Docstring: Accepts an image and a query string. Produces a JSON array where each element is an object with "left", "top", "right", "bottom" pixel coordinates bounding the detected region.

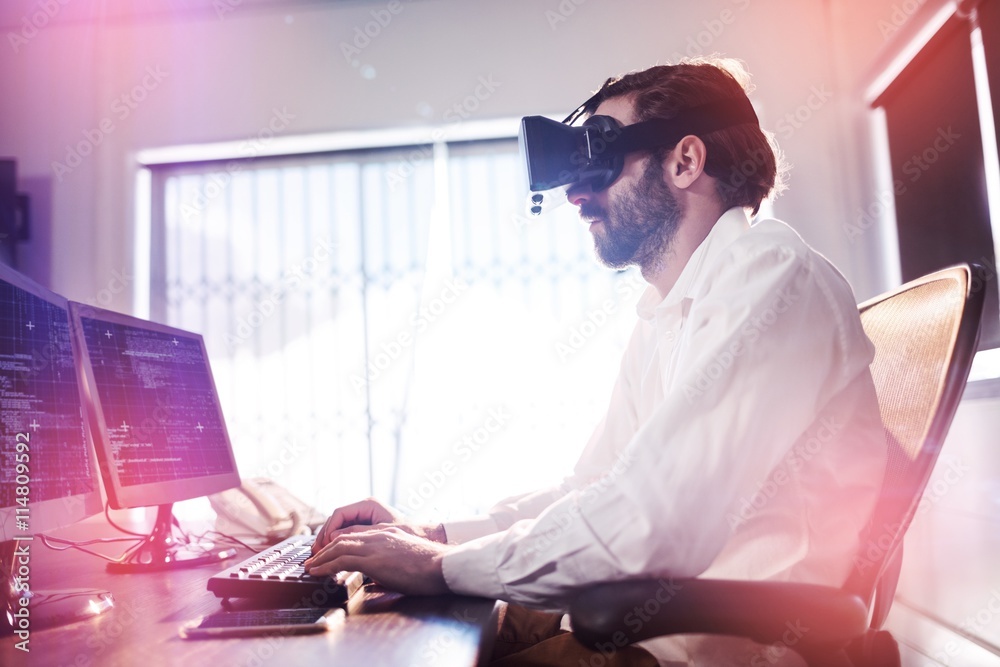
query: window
[
  {"left": 871, "top": 4, "right": 1000, "bottom": 348},
  {"left": 146, "top": 132, "right": 640, "bottom": 517}
]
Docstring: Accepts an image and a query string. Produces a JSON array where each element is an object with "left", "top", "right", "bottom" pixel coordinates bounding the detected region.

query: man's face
[{"left": 565, "top": 96, "right": 683, "bottom": 271}]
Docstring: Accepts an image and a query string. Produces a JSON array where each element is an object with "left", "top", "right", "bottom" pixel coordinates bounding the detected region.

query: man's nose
[{"left": 566, "top": 183, "right": 593, "bottom": 207}]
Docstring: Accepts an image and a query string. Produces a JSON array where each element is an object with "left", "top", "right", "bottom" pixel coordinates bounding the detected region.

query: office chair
[{"left": 569, "top": 263, "right": 986, "bottom": 666}]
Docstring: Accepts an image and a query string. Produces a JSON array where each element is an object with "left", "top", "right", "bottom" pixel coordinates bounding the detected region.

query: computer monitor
[
  {"left": 68, "top": 302, "right": 241, "bottom": 572},
  {"left": 0, "top": 263, "right": 112, "bottom": 635}
]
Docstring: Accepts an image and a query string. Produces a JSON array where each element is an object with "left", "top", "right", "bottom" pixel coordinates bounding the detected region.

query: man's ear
[{"left": 664, "top": 135, "right": 708, "bottom": 190}]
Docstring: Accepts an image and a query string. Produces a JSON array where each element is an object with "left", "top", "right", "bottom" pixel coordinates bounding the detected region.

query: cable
[
  {"left": 103, "top": 502, "right": 148, "bottom": 537},
  {"left": 37, "top": 502, "right": 260, "bottom": 565},
  {"left": 36, "top": 534, "right": 144, "bottom": 548},
  {"left": 186, "top": 529, "right": 261, "bottom": 554},
  {"left": 37, "top": 534, "right": 138, "bottom": 564}
]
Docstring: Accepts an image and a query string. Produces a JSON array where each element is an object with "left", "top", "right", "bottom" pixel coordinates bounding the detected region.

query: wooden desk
[{"left": 2, "top": 522, "right": 498, "bottom": 667}]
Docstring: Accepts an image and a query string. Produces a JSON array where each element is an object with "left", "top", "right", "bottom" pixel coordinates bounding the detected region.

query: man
[{"left": 305, "top": 58, "right": 886, "bottom": 666}]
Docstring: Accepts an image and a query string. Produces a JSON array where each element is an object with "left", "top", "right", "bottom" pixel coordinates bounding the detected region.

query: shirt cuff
[
  {"left": 442, "top": 515, "right": 500, "bottom": 544},
  {"left": 441, "top": 533, "right": 506, "bottom": 599}
]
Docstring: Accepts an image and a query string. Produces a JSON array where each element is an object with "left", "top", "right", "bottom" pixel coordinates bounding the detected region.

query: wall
[{"left": 886, "top": 384, "right": 1000, "bottom": 664}]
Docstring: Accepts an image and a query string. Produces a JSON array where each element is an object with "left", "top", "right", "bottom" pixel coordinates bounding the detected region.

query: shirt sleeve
[
  {"left": 442, "top": 484, "right": 570, "bottom": 544},
  {"left": 441, "top": 240, "right": 871, "bottom": 608}
]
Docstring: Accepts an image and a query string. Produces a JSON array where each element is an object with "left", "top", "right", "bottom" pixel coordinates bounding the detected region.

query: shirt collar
[{"left": 636, "top": 207, "right": 752, "bottom": 321}]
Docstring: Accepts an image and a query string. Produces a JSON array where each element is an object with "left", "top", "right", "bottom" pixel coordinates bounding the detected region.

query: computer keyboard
[{"left": 207, "top": 534, "right": 364, "bottom": 606}]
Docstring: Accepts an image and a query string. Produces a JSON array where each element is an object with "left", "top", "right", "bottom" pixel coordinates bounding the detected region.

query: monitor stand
[
  {"left": 106, "top": 504, "right": 237, "bottom": 573},
  {"left": 1, "top": 539, "right": 114, "bottom": 637}
]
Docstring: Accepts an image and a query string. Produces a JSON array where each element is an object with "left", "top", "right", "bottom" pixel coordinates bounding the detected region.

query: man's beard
[{"left": 580, "top": 158, "right": 682, "bottom": 272}]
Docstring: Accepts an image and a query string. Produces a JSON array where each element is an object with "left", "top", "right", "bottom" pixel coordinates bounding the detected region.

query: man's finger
[
  {"left": 312, "top": 515, "right": 339, "bottom": 552},
  {"left": 311, "top": 531, "right": 365, "bottom": 564},
  {"left": 326, "top": 501, "right": 382, "bottom": 532},
  {"left": 329, "top": 524, "right": 384, "bottom": 538},
  {"left": 305, "top": 547, "right": 366, "bottom": 578},
  {"left": 305, "top": 535, "right": 373, "bottom": 575},
  {"left": 314, "top": 503, "right": 369, "bottom": 551},
  {"left": 313, "top": 498, "right": 401, "bottom": 552}
]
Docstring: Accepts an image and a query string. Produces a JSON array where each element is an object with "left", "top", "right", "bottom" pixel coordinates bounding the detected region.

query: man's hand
[
  {"left": 304, "top": 526, "right": 450, "bottom": 596},
  {"left": 312, "top": 498, "right": 447, "bottom": 553},
  {"left": 313, "top": 498, "right": 402, "bottom": 552}
]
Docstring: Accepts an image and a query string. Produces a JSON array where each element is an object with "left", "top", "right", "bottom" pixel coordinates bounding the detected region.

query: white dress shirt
[{"left": 440, "top": 208, "right": 886, "bottom": 665}]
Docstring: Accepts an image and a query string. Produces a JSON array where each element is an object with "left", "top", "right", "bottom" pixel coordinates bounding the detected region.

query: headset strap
[
  {"left": 562, "top": 89, "right": 603, "bottom": 125},
  {"left": 589, "top": 96, "right": 760, "bottom": 158}
]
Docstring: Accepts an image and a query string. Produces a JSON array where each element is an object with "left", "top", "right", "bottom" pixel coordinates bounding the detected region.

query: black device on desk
[
  {"left": 206, "top": 534, "right": 364, "bottom": 607},
  {"left": 179, "top": 605, "right": 345, "bottom": 639}
]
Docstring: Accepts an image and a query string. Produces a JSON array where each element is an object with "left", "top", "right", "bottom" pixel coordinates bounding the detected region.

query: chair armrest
[{"left": 569, "top": 578, "right": 868, "bottom": 651}]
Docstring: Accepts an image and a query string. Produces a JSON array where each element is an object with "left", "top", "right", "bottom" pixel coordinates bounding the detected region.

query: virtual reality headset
[{"left": 518, "top": 94, "right": 759, "bottom": 215}]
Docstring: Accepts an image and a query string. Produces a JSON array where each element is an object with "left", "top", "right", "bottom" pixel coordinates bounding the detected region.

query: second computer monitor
[{"left": 68, "top": 303, "right": 240, "bottom": 510}]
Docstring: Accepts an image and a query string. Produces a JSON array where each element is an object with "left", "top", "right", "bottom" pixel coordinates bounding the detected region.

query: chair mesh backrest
[
  {"left": 865, "top": 280, "right": 961, "bottom": 461},
  {"left": 845, "top": 266, "right": 981, "bottom": 610}
]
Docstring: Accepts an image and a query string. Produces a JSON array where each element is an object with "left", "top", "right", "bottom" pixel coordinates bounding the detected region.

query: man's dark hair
[{"left": 582, "top": 57, "right": 787, "bottom": 214}]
